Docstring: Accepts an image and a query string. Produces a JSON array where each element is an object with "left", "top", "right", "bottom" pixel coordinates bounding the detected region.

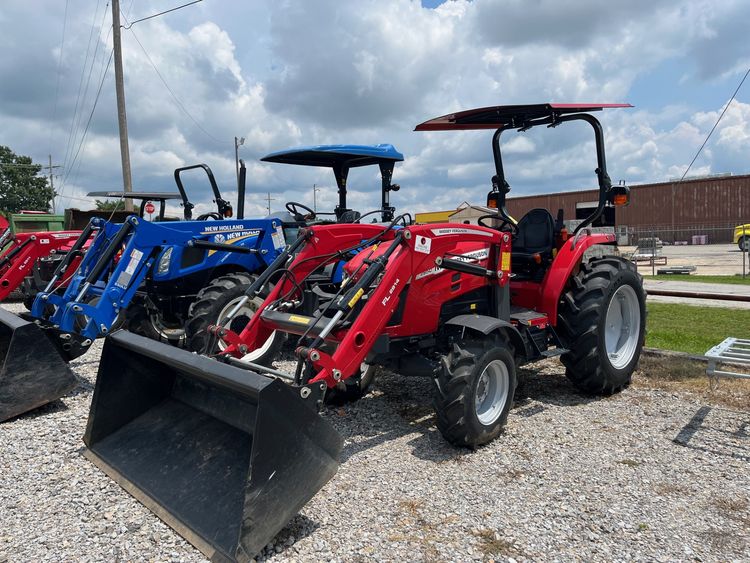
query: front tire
[
  {"left": 433, "top": 337, "right": 516, "bottom": 448},
  {"left": 739, "top": 236, "right": 749, "bottom": 252},
  {"left": 186, "top": 272, "right": 284, "bottom": 365},
  {"left": 324, "top": 363, "right": 377, "bottom": 405},
  {"left": 558, "top": 256, "right": 646, "bottom": 395},
  {"left": 126, "top": 302, "right": 186, "bottom": 347}
]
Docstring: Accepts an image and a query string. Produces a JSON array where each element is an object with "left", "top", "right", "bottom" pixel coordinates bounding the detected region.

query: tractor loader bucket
[
  {"left": 83, "top": 330, "right": 343, "bottom": 562},
  {"left": 0, "top": 308, "right": 77, "bottom": 422}
]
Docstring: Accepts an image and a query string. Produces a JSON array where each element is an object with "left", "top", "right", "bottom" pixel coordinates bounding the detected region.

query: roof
[
  {"left": 87, "top": 191, "right": 183, "bottom": 200},
  {"left": 261, "top": 144, "right": 403, "bottom": 168},
  {"left": 450, "top": 204, "right": 495, "bottom": 216},
  {"left": 415, "top": 103, "right": 632, "bottom": 131},
  {"left": 414, "top": 210, "right": 455, "bottom": 223}
]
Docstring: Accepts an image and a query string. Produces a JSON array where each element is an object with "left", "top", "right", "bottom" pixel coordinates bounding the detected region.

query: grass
[
  {"left": 634, "top": 356, "right": 750, "bottom": 410},
  {"left": 473, "top": 529, "right": 519, "bottom": 557},
  {"left": 646, "top": 302, "right": 750, "bottom": 355},
  {"left": 644, "top": 274, "right": 750, "bottom": 285},
  {"left": 639, "top": 303, "right": 750, "bottom": 409}
]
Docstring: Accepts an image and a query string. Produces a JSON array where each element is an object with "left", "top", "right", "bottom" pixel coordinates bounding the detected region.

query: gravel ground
[{"left": 1, "top": 300, "right": 748, "bottom": 562}]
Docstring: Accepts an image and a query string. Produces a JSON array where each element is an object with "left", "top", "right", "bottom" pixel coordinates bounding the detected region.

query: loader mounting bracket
[{"left": 18, "top": 314, "right": 92, "bottom": 361}]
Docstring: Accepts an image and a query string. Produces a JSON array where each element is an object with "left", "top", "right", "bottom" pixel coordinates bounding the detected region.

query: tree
[
  {"left": 0, "top": 146, "right": 56, "bottom": 214},
  {"left": 95, "top": 199, "right": 123, "bottom": 211}
]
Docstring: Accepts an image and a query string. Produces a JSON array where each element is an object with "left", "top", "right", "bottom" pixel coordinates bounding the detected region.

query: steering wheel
[
  {"left": 285, "top": 201, "right": 316, "bottom": 222},
  {"left": 196, "top": 212, "right": 223, "bottom": 221},
  {"left": 478, "top": 213, "right": 517, "bottom": 233}
]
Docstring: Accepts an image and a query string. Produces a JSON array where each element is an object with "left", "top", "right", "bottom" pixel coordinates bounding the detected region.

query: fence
[{"left": 623, "top": 223, "right": 743, "bottom": 246}]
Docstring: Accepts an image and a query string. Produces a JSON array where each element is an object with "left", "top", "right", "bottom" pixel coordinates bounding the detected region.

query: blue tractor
[{"left": 0, "top": 145, "right": 404, "bottom": 422}]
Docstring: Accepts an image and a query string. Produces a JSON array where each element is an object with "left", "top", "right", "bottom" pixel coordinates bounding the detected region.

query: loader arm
[
  {"left": 302, "top": 225, "right": 509, "bottom": 388},
  {"left": 221, "top": 223, "right": 396, "bottom": 358},
  {"left": 0, "top": 231, "right": 87, "bottom": 301},
  {"left": 225, "top": 223, "right": 509, "bottom": 389}
]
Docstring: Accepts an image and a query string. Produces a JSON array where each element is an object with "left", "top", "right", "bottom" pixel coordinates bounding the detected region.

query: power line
[
  {"left": 124, "top": 21, "right": 226, "bottom": 146},
  {"left": 122, "top": 0, "right": 203, "bottom": 29},
  {"left": 60, "top": 49, "right": 114, "bottom": 192},
  {"left": 49, "top": 0, "right": 70, "bottom": 155},
  {"left": 62, "top": 0, "right": 108, "bottom": 176},
  {"left": 60, "top": 2, "right": 114, "bottom": 203},
  {"left": 680, "top": 66, "right": 750, "bottom": 181}
]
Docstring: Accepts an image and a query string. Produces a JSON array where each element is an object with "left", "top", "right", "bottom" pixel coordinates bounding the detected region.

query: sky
[{"left": 1, "top": 0, "right": 749, "bottom": 219}]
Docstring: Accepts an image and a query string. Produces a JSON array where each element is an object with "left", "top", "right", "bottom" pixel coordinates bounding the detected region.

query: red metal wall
[{"left": 505, "top": 174, "right": 750, "bottom": 242}]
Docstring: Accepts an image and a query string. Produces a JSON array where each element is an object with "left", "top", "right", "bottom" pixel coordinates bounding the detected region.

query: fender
[
  {"left": 540, "top": 231, "right": 616, "bottom": 323},
  {"left": 446, "top": 314, "right": 525, "bottom": 358}
]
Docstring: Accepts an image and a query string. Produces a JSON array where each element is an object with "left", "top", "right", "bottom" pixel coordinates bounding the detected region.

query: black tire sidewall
[{"left": 186, "top": 274, "right": 284, "bottom": 365}]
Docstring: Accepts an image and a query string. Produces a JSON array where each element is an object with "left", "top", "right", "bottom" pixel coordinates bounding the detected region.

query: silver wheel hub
[
  {"left": 604, "top": 284, "right": 641, "bottom": 370},
  {"left": 474, "top": 359, "right": 510, "bottom": 426}
]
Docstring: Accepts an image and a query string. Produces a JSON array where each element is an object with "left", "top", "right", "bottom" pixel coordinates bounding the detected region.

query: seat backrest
[{"left": 513, "top": 208, "right": 555, "bottom": 254}]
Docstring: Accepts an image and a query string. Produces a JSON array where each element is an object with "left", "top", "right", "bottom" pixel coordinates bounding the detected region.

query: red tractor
[
  {"left": 0, "top": 216, "right": 89, "bottom": 307},
  {"left": 212, "top": 103, "right": 645, "bottom": 446},
  {"left": 82, "top": 103, "right": 646, "bottom": 560}
]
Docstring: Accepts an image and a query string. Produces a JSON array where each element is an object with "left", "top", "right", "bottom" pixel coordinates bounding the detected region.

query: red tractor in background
[{"left": 0, "top": 215, "right": 89, "bottom": 307}]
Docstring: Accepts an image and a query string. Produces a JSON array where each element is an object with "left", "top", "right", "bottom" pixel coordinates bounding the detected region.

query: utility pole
[
  {"left": 47, "top": 155, "right": 63, "bottom": 212},
  {"left": 112, "top": 0, "right": 134, "bottom": 212},
  {"left": 234, "top": 136, "right": 245, "bottom": 191},
  {"left": 265, "top": 192, "right": 275, "bottom": 215},
  {"left": 313, "top": 183, "right": 321, "bottom": 212}
]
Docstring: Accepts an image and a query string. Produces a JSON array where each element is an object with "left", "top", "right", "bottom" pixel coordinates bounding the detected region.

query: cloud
[{"left": 0, "top": 0, "right": 748, "bottom": 219}]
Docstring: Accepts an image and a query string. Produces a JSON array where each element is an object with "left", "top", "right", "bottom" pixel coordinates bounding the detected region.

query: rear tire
[
  {"left": 433, "top": 337, "right": 516, "bottom": 448},
  {"left": 739, "top": 236, "right": 749, "bottom": 251},
  {"left": 186, "top": 272, "right": 284, "bottom": 366},
  {"left": 558, "top": 256, "right": 646, "bottom": 395}
]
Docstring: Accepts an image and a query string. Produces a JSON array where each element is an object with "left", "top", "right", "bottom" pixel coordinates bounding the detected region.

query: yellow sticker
[
  {"left": 288, "top": 315, "right": 311, "bottom": 325},
  {"left": 347, "top": 288, "right": 364, "bottom": 308},
  {"left": 470, "top": 303, "right": 477, "bottom": 310},
  {"left": 501, "top": 253, "right": 511, "bottom": 271}
]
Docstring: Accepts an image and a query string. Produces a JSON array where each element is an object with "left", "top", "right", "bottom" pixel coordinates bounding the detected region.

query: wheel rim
[
  {"left": 474, "top": 359, "right": 510, "bottom": 426},
  {"left": 604, "top": 284, "right": 641, "bottom": 370},
  {"left": 218, "top": 295, "right": 277, "bottom": 361}
]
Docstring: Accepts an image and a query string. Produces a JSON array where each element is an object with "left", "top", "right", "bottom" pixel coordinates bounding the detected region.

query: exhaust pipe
[
  {"left": 0, "top": 308, "right": 77, "bottom": 422},
  {"left": 83, "top": 330, "right": 342, "bottom": 561}
]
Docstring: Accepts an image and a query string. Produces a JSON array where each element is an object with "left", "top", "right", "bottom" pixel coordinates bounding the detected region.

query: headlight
[{"left": 157, "top": 247, "right": 173, "bottom": 275}]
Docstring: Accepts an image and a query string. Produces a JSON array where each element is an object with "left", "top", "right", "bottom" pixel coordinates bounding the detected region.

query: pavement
[
  {"left": 644, "top": 279, "right": 750, "bottom": 309},
  {"left": 624, "top": 243, "right": 750, "bottom": 276}
]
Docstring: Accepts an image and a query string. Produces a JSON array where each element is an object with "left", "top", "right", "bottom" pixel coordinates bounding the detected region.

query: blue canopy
[{"left": 261, "top": 144, "right": 403, "bottom": 168}]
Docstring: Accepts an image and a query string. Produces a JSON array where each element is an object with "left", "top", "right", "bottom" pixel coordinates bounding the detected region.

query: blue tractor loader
[
  {"left": 1, "top": 146, "right": 403, "bottom": 422},
  {"left": 0, "top": 163, "right": 291, "bottom": 421}
]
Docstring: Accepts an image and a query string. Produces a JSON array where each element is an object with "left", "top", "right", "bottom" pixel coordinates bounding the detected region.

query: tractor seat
[{"left": 511, "top": 208, "right": 555, "bottom": 267}]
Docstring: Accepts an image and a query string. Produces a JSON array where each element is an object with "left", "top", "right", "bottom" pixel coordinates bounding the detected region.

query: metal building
[{"left": 505, "top": 173, "right": 750, "bottom": 244}]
